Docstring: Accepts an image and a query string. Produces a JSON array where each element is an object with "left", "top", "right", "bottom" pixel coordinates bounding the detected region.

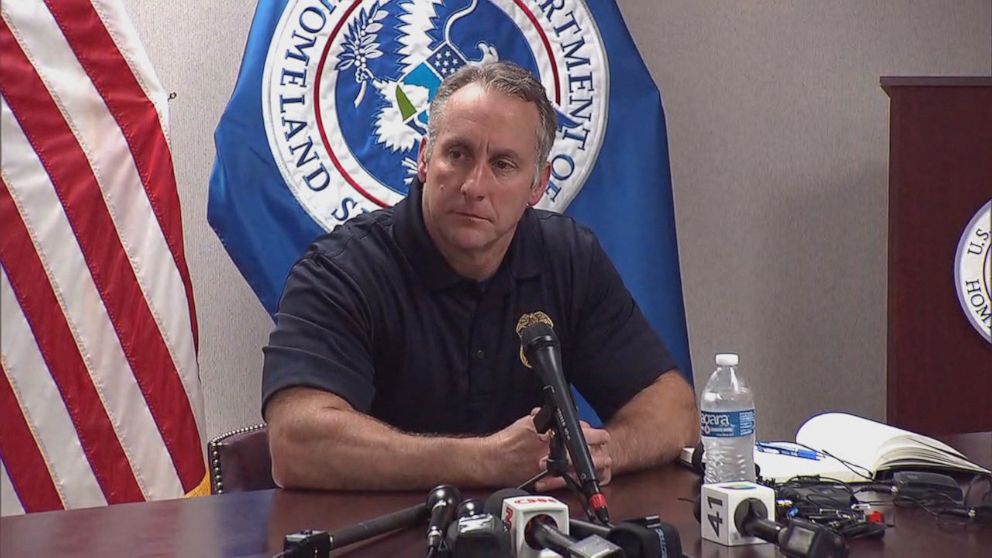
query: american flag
[{"left": 0, "top": 0, "right": 206, "bottom": 514}]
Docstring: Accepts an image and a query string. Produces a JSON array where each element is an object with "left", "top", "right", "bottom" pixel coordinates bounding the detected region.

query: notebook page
[
  {"left": 795, "top": 413, "right": 909, "bottom": 471},
  {"left": 754, "top": 449, "right": 861, "bottom": 483}
]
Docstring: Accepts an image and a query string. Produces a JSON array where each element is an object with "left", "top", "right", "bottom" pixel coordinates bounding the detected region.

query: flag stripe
[
  {"left": 1, "top": 98, "right": 182, "bottom": 500},
  {"left": 0, "top": 362, "right": 63, "bottom": 513},
  {"left": 1, "top": 267, "right": 107, "bottom": 510},
  {"left": 0, "top": 17, "right": 204, "bottom": 493},
  {"left": 1, "top": 460, "right": 27, "bottom": 515},
  {"left": 0, "top": 177, "right": 143, "bottom": 504},
  {"left": 4, "top": 0, "right": 202, "bottom": 445},
  {"left": 45, "top": 0, "right": 199, "bottom": 352}
]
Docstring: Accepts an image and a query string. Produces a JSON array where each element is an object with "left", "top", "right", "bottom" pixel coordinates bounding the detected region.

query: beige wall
[{"left": 122, "top": 1, "right": 992, "bottom": 441}]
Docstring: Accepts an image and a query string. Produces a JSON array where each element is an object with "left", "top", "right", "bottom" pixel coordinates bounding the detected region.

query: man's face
[{"left": 417, "top": 83, "right": 550, "bottom": 263}]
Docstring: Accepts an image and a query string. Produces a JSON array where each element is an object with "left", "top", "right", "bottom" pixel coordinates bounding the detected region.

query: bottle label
[{"left": 700, "top": 410, "right": 755, "bottom": 437}]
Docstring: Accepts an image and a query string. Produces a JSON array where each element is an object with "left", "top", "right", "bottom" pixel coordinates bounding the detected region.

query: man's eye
[
  {"left": 448, "top": 149, "right": 464, "bottom": 161},
  {"left": 493, "top": 159, "right": 517, "bottom": 172}
]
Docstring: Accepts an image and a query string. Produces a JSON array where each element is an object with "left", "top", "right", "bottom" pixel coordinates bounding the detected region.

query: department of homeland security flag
[
  {"left": 0, "top": 0, "right": 207, "bottom": 514},
  {"left": 210, "top": 0, "right": 693, "bottom": 385}
]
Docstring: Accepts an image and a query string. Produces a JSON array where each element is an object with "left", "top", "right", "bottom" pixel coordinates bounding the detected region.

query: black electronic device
[
  {"left": 892, "top": 471, "right": 964, "bottom": 503},
  {"left": 777, "top": 484, "right": 856, "bottom": 508}
]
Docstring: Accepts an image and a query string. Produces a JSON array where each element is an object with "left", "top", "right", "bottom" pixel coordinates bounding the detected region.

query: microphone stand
[{"left": 518, "top": 396, "right": 602, "bottom": 524}]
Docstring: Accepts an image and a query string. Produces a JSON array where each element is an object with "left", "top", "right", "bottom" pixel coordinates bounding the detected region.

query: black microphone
[
  {"left": 445, "top": 497, "right": 512, "bottom": 558},
  {"left": 426, "top": 485, "right": 462, "bottom": 553},
  {"left": 571, "top": 516, "right": 683, "bottom": 558},
  {"left": 454, "top": 497, "right": 486, "bottom": 518},
  {"left": 734, "top": 498, "right": 848, "bottom": 558},
  {"left": 516, "top": 313, "right": 609, "bottom": 524},
  {"left": 280, "top": 486, "right": 455, "bottom": 556}
]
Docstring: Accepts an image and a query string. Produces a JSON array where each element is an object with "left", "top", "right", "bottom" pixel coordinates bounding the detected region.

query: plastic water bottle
[{"left": 699, "top": 353, "right": 755, "bottom": 483}]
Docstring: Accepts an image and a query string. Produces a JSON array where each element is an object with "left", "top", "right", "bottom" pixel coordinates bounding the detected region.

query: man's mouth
[{"left": 453, "top": 211, "right": 489, "bottom": 222}]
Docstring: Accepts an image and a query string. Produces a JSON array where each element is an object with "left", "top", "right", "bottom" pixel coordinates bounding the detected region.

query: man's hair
[{"left": 424, "top": 62, "right": 557, "bottom": 179}]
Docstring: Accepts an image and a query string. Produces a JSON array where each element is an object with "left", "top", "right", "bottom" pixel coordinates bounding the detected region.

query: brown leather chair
[{"left": 207, "top": 423, "right": 277, "bottom": 494}]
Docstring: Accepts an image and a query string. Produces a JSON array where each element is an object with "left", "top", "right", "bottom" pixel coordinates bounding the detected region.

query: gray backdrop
[{"left": 120, "top": 0, "right": 992, "bottom": 441}]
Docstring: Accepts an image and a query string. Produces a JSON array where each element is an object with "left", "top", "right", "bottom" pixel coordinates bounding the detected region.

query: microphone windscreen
[
  {"left": 456, "top": 498, "right": 485, "bottom": 519},
  {"left": 483, "top": 488, "right": 530, "bottom": 517},
  {"left": 518, "top": 321, "right": 556, "bottom": 348}
]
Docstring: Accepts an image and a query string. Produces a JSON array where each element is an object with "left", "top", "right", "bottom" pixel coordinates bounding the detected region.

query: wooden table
[{"left": 3, "top": 433, "right": 990, "bottom": 557}]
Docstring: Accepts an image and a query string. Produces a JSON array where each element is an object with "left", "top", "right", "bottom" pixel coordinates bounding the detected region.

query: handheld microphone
[
  {"left": 485, "top": 489, "right": 623, "bottom": 558},
  {"left": 426, "top": 485, "right": 462, "bottom": 553},
  {"left": 516, "top": 312, "right": 610, "bottom": 524},
  {"left": 699, "top": 482, "right": 847, "bottom": 558},
  {"left": 735, "top": 498, "right": 848, "bottom": 558}
]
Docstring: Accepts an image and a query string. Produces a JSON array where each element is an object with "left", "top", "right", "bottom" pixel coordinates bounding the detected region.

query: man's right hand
[{"left": 484, "top": 411, "right": 550, "bottom": 487}]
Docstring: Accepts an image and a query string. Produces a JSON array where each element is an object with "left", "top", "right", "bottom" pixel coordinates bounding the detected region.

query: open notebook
[{"left": 681, "top": 412, "right": 991, "bottom": 483}]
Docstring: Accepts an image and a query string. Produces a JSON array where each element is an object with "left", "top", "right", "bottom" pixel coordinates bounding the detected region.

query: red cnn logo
[{"left": 512, "top": 497, "right": 557, "bottom": 505}]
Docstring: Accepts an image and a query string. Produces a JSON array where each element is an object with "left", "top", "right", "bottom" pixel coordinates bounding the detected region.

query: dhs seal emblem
[
  {"left": 954, "top": 200, "right": 991, "bottom": 343},
  {"left": 262, "top": 0, "right": 608, "bottom": 228}
]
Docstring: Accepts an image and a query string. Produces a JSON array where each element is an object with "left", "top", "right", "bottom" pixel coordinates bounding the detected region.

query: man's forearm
[
  {"left": 270, "top": 403, "right": 496, "bottom": 490},
  {"left": 605, "top": 370, "right": 700, "bottom": 474},
  {"left": 267, "top": 387, "right": 551, "bottom": 490}
]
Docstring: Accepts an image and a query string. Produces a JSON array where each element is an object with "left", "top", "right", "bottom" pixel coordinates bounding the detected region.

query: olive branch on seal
[{"left": 335, "top": 0, "right": 388, "bottom": 107}]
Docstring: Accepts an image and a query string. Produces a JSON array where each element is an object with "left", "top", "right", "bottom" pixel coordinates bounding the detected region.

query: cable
[{"left": 793, "top": 442, "right": 876, "bottom": 482}]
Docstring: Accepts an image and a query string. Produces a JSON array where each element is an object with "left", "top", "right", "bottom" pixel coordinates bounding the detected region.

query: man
[{"left": 262, "top": 62, "right": 698, "bottom": 491}]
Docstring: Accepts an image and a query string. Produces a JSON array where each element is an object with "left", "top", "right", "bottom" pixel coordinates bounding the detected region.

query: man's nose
[{"left": 459, "top": 160, "right": 491, "bottom": 201}]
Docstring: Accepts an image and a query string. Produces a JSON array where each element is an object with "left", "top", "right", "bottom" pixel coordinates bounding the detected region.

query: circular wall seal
[
  {"left": 261, "top": 0, "right": 609, "bottom": 229},
  {"left": 954, "top": 200, "right": 991, "bottom": 343}
]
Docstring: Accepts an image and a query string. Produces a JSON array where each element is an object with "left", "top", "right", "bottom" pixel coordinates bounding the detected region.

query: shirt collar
[{"left": 393, "top": 178, "right": 546, "bottom": 291}]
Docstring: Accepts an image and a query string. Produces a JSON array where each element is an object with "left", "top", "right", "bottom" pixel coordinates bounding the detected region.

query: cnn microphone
[
  {"left": 516, "top": 312, "right": 609, "bottom": 524},
  {"left": 426, "top": 485, "right": 462, "bottom": 554},
  {"left": 485, "top": 489, "right": 623, "bottom": 558}
]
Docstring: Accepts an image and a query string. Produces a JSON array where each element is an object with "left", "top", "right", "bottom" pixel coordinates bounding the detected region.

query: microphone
[
  {"left": 570, "top": 516, "right": 683, "bottom": 558},
  {"left": 516, "top": 312, "right": 610, "bottom": 524},
  {"left": 454, "top": 497, "right": 486, "bottom": 518},
  {"left": 426, "top": 485, "right": 462, "bottom": 554},
  {"left": 280, "top": 485, "right": 458, "bottom": 556},
  {"left": 699, "top": 482, "right": 847, "bottom": 557},
  {"left": 734, "top": 498, "right": 847, "bottom": 558},
  {"left": 445, "top": 498, "right": 512, "bottom": 558},
  {"left": 485, "top": 489, "right": 623, "bottom": 558}
]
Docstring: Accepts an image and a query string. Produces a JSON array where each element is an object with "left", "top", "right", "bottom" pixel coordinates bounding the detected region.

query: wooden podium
[{"left": 882, "top": 77, "right": 992, "bottom": 435}]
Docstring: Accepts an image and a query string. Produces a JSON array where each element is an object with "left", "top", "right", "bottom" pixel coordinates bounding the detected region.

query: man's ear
[
  {"left": 416, "top": 137, "right": 429, "bottom": 183},
  {"left": 528, "top": 162, "right": 551, "bottom": 206}
]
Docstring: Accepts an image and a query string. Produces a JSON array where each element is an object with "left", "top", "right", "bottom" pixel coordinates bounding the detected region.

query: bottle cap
[{"left": 715, "top": 353, "right": 739, "bottom": 367}]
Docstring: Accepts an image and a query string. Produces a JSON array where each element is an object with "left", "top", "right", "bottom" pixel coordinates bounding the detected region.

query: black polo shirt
[{"left": 261, "top": 180, "right": 676, "bottom": 435}]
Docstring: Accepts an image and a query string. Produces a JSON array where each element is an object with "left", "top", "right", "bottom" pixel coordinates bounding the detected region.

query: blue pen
[{"left": 756, "top": 442, "right": 823, "bottom": 460}]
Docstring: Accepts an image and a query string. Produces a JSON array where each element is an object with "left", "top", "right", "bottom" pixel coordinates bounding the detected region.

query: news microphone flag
[
  {"left": 0, "top": 0, "right": 207, "bottom": 515},
  {"left": 209, "top": 1, "right": 694, "bottom": 396}
]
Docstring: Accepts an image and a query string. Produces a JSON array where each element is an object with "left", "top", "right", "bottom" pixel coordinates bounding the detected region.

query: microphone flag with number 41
[{"left": 209, "top": 0, "right": 694, "bottom": 388}]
